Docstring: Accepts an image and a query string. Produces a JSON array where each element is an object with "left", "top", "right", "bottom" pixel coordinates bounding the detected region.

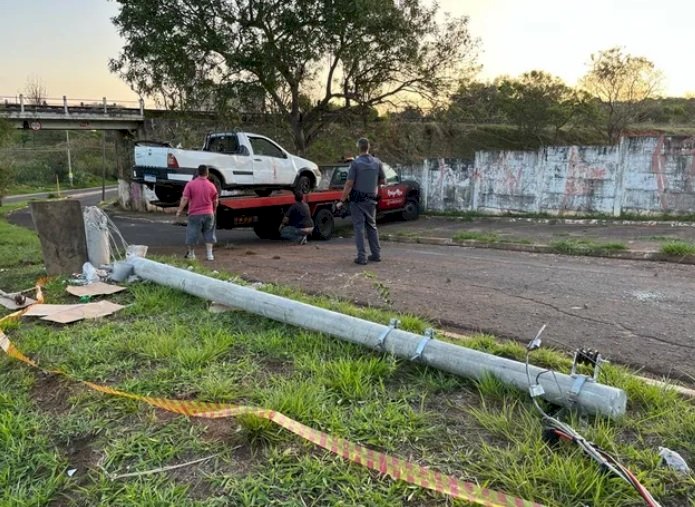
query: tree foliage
[
  {"left": 447, "top": 80, "right": 506, "bottom": 124},
  {"left": 580, "top": 47, "right": 663, "bottom": 141},
  {"left": 110, "top": 0, "right": 478, "bottom": 153},
  {"left": 496, "top": 71, "right": 585, "bottom": 137}
]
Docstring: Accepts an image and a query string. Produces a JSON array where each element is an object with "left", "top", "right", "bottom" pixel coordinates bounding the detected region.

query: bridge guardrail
[{"left": 0, "top": 95, "right": 145, "bottom": 117}]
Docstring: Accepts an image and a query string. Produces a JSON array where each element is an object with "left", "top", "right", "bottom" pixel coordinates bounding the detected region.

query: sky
[{"left": 0, "top": 0, "right": 693, "bottom": 102}]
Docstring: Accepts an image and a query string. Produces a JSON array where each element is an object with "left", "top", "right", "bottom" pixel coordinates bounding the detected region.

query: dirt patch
[
  {"left": 30, "top": 374, "right": 82, "bottom": 415},
  {"left": 61, "top": 435, "right": 100, "bottom": 484}
]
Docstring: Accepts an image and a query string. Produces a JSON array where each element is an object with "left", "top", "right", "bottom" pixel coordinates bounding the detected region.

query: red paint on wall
[
  {"left": 651, "top": 136, "right": 668, "bottom": 210},
  {"left": 561, "top": 146, "right": 607, "bottom": 209}
]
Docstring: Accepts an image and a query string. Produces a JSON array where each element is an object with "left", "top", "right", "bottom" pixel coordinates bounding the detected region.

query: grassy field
[{"left": 1, "top": 205, "right": 694, "bottom": 506}]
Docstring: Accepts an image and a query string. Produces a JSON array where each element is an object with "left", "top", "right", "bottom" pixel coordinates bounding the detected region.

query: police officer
[{"left": 339, "top": 138, "right": 385, "bottom": 265}]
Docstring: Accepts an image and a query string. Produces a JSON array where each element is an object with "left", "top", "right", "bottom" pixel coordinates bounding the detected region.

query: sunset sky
[{"left": 1, "top": 0, "right": 693, "bottom": 102}]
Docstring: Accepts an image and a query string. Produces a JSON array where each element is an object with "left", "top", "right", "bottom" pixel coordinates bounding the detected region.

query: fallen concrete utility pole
[{"left": 127, "top": 257, "right": 627, "bottom": 418}]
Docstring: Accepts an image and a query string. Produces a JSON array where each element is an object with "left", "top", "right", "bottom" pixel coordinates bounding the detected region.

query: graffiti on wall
[
  {"left": 559, "top": 146, "right": 609, "bottom": 212},
  {"left": 401, "top": 136, "right": 695, "bottom": 216}
]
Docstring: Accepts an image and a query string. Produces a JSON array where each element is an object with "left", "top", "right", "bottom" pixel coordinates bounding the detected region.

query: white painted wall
[{"left": 400, "top": 136, "right": 695, "bottom": 216}]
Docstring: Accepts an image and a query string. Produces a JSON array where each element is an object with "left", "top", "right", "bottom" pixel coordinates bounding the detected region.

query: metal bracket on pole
[
  {"left": 411, "top": 328, "right": 434, "bottom": 362},
  {"left": 376, "top": 318, "right": 399, "bottom": 350},
  {"left": 568, "top": 374, "right": 589, "bottom": 404}
]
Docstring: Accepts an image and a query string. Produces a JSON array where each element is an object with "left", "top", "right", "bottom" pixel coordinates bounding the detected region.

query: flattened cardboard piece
[
  {"left": 24, "top": 304, "right": 80, "bottom": 317},
  {"left": 0, "top": 295, "right": 37, "bottom": 310},
  {"left": 41, "top": 301, "right": 124, "bottom": 324},
  {"left": 66, "top": 282, "right": 126, "bottom": 298}
]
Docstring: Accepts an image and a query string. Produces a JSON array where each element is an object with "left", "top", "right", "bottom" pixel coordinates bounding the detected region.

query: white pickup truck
[{"left": 132, "top": 132, "right": 321, "bottom": 202}]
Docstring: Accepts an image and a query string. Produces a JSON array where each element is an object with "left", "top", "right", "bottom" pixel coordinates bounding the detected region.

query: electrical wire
[{"left": 525, "top": 349, "right": 663, "bottom": 507}]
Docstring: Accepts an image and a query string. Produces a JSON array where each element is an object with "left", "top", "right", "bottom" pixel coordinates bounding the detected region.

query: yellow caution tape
[{"left": 0, "top": 291, "right": 545, "bottom": 507}]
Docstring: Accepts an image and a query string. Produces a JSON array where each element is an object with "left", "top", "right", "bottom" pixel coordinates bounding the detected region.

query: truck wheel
[
  {"left": 401, "top": 198, "right": 420, "bottom": 221},
  {"left": 208, "top": 173, "right": 222, "bottom": 195},
  {"left": 312, "top": 208, "right": 334, "bottom": 240},
  {"left": 154, "top": 185, "right": 181, "bottom": 203},
  {"left": 294, "top": 175, "right": 312, "bottom": 194}
]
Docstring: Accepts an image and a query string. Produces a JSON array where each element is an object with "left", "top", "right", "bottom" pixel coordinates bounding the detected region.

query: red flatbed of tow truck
[
  {"left": 214, "top": 161, "right": 421, "bottom": 241},
  {"left": 216, "top": 189, "right": 344, "bottom": 240}
]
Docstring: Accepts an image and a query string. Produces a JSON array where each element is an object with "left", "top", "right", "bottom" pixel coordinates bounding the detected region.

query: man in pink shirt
[{"left": 176, "top": 165, "right": 219, "bottom": 260}]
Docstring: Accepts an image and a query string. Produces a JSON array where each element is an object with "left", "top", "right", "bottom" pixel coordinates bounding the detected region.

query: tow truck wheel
[
  {"left": 154, "top": 185, "right": 182, "bottom": 203},
  {"left": 401, "top": 198, "right": 420, "bottom": 221},
  {"left": 312, "top": 208, "right": 334, "bottom": 240}
]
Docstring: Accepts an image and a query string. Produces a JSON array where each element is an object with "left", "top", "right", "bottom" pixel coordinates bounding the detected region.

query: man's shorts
[{"left": 186, "top": 214, "right": 216, "bottom": 245}]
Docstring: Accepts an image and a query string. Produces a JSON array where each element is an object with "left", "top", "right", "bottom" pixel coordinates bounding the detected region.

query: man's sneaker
[
  {"left": 298, "top": 236, "right": 308, "bottom": 245},
  {"left": 206, "top": 253, "right": 215, "bottom": 261},
  {"left": 368, "top": 255, "right": 381, "bottom": 262},
  {"left": 184, "top": 251, "right": 196, "bottom": 260},
  {"left": 354, "top": 258, "right": 367, "bottom": 265}
]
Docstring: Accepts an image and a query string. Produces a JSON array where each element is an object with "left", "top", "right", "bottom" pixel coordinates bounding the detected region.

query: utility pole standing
[{"left": 66, "top": 130, "right": 74, "bottom": 187}]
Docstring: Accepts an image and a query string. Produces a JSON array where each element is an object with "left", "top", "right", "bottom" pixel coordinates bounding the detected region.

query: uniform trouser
[{"left": 350, "top": 200, "right": 380, "bottom": 260}]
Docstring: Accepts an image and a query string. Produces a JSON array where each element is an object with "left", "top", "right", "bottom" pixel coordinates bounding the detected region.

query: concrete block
[{"left": 30, "top": 199, "right": 88, "bottom": 275}]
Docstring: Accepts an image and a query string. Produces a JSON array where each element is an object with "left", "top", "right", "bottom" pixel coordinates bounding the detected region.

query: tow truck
[{"left": 212, "top": 160, "right": 420, "bottom": 240}]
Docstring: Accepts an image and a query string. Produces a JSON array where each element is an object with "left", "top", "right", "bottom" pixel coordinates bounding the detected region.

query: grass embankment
[{"left": 1, "top": 206, "right": 694, "bottom": 506}]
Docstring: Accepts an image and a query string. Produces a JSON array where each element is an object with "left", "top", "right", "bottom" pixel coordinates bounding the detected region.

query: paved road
[{"left": 9, "top": 204, "right": 695, "bottom": 380}]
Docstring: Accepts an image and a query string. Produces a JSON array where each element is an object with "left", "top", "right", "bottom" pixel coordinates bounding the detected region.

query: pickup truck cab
[{"left": 132, "top": 132, "right": 321, "bottom": 202}]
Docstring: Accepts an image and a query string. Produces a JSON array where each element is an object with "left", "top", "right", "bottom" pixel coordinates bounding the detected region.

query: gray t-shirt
[{"left": 347, "top": 154, "right": 385, "bottom": 195}]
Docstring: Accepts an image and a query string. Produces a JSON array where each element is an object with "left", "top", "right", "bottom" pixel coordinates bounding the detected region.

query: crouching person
[{"left": 279, "top": 191, "right": 314, "bottom": 245}]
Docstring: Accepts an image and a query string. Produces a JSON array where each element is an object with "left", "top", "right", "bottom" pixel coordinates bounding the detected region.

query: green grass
[
  {"left": 549, "top": 238, "right": 627, "bottom": 256},
  {"left": 0, "top": 203, "right": 42, "bottom": 269},
  {"left": 1, "top": 212, "right": 694, "bottom": 506},
  {"left": 452, "top": 231, "right": 501, "bottom": 243},
  {"left": 660, "top": 240, "right": 695, "bottom": 256},
  {"left": 451, "top": 230, "right": 532, "bottom": 245}
]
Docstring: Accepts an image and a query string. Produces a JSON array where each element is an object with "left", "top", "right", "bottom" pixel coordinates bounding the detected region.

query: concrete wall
[{"left": 401, "top": 136, "right": 695, "bottom": 216}]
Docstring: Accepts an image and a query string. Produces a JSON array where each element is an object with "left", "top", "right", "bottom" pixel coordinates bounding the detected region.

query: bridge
[{"left": 0, "top": 95, "right": 145, "bottom": 131}]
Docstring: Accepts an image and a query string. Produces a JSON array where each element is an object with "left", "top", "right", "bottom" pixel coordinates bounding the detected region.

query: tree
[
  {"left": 580, "top": 47, "right": 663, "bottom": 142},
  {"left": 447, "top": 79, "right": 506, "bottom": 124},
  {"left": 496, "top": 71, "right": 583, "bottom": 138},
  {"left": 24, "top": 75, "right": 47, "bottom": 106},
  {"left": 110, "top": 0, "right": 478, "bottom": 153}
]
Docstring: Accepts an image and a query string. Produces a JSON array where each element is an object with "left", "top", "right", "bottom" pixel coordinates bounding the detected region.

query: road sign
[{"left": 30, "top": 121, "right": 41, "bottom": 131}]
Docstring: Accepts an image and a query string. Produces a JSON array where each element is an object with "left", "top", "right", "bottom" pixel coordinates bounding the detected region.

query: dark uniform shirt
[
  {"left": 285, "top": 201, "right": 314, "bottom": 228},
  {"left": 348, "top": 154, "right": 386, "bottom": 196}
]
